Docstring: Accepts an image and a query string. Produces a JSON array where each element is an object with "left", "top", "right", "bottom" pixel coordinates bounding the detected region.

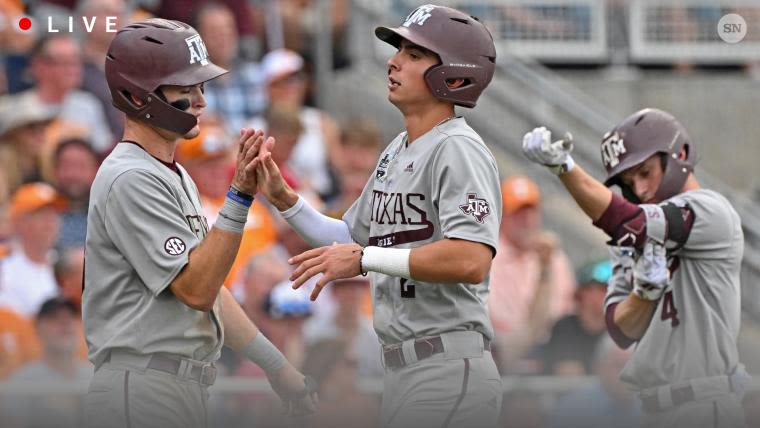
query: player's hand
[
  {"left": 522, "top": 127, "right": 575, "bottom": 175},
  {"left": 288, "top": 242, "right": 362, "bottom": 300},
  {"left": 231, "top": 128, "right": 265, "bottom": 195},
  {"left": 252, "top": 139, "right": 299, "bottom": 211},
  {"left": 632, "top": 240, "right": 669, "bottom": 300},
  {"left": 267, "top": 363, "right": 318, "bottom": 416}
]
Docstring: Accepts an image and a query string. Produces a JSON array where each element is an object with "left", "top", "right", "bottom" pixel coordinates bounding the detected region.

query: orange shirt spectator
[
  {"left": 0, "top": 306, "right": 41, "bottom": 379},
  {"left": 488, "top": 176, "right": 576, "bottom": 373}
]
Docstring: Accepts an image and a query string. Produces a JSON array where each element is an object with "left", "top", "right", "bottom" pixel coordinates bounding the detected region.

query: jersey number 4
[{"left": 660, "top": 291, "right": 680, "bottom": 328}]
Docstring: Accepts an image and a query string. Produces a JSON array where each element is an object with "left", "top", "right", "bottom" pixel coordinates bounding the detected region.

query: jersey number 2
[
  {"left": 399, "top": 278, "right": 416, "bottom": 298},
  {"left": 660, "top": 291, "right": 680, "bottom": 328}
]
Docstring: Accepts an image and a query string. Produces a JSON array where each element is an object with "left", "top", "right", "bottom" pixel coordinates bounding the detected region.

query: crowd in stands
[{"left": 0, "top": 1, "right": 756, "bottom": 428}]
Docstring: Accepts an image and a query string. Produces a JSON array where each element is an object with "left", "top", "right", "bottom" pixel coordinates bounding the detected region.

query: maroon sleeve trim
[
  {"left": 606, "top": 302, "right": 636, "bottom": 349},
  {"left": 593, "top": 193, "right": 646, "bottom": 248}
]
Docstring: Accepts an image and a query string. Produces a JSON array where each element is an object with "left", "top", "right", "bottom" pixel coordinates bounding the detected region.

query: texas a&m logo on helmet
[
  {"left": 403, "top": 4, "right": 435, "bottom": 27},
  {"left": 185, "top": 34, "right": 210, "bottom": 66},
  {"left": 601, "top": 131, "right": 626, "bottom": 168}
]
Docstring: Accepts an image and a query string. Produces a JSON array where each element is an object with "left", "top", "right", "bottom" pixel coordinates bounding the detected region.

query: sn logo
[
  {"left": 601, "top": 131, "right": 626, "bottom": 168},
  {"left": 403, "top": 4, "right": 435, "bottom": 27},
  {"left": 185, "top": 34, "right": 210, "bottom": 66},
  {"left": 723, "top": 23, "right": 742, "bottom": 33}
]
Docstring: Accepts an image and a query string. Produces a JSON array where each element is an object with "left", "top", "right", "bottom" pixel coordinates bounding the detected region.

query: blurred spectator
[
  {"left": 53, "top": 246, "right": 84, "bottom": 311},
  {"left": 251, "top": 49, "right": 341, "bottom": 201},
  {"left": 326, "top": 118, "right": 383, "bottom": 217},
  {"left": 488, "top": 176, "right": 575, "bottom": 373},
  {"left": 37, "top": 0, "right": 77, "bottom": 10},
  {"left": 236, "top": 246, "right": 311, "bottom": 367},
  {"left": 302, "top": 339, "right": 380, "bottom": 428},
  {"left": 548, "top": 337, "right": 640, "bottom": 428},
  {"left": 148, "top": 0, "right": 257, "bottom": 38},
  {"left": 264, "top": 104, "right": 306, "bottom": 189},
  {"left": 79, "top": 0, "right": 129, "bottom": 137},
  {"left": 0, "top": 176, "right": 10, "bottom": 246},
  {"left": 268, "top": 207, "right": 336, "bottom": 321},
  {"left": 0, "top": 91, "right": 58, "bottom": 191},
  {"left": 542, "top": 259, "right": 610, "bottom": 376},
  {"left": 0, "top": 183, "right": 61, "bottom": 317},
  {"left": 26, "top": 34, "right": 113, "bottom": 153},
  {"left": 0, "top": 0, "right": 36, "bottom": 93},
  {"left": 232, "top": 248, "right": 311, "bottom": 427},
  {"left": 51, "top": 138, "right": 99, "bottom": 250},
  {"left": 0, "top": 306, "right": 40, "bottom": 379},
  {"left": 264, "top": 0, "right": 351, "bottom": 69},
  {"left": 236, "top": 247, "right": 290, "bottom": 322},
  {"left": 303, "top": 277, "right": 383, "bottom": 379},
  {"left": 194, "top": 2, "right": 266, "bottom": 133},
  {"left": 2, "top": 297, "right": 92, "bottom": 428},
  {"left": 176, "top": 118, "right": 278, "bottom": 287}
]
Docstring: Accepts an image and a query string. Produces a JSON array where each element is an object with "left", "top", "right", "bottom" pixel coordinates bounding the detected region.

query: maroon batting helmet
[
  {"left": 105, "top": 19, "right": 227, "bottom": 135},
  {"left": 375, "top": 4, "right": 496, "bottom": 108},
  {"left": 601, "top": 108, "right": 698, "bottom": 202}
]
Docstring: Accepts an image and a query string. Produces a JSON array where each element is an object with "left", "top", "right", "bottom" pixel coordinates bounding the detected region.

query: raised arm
[
  {"left": 253, "top": 147, "right": 353, "bottom": 246},
  {"left": 169, "top": 129, "right": 264, "bottom": 311}
]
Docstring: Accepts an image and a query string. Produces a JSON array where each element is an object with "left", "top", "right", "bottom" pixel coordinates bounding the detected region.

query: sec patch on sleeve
[
  {"left": 458, "top": 193, "right": 491, "bottom": 223},
  {"left": 164, "top": 237, "right": 187, "bottom": 255}
]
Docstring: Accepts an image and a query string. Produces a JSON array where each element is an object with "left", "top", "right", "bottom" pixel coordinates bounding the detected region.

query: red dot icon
[{"left": 18, "top": 17, "right": 32, "bottom": 31}]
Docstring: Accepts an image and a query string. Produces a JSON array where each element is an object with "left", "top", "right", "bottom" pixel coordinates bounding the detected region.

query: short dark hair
[
  {"left": 37, "top": 297, "right": 79, "bottom": 320},
  {"left": 30, "top": 34, "right": 76, "bottom": 60},
  {"left": 53, "top": 137, "right": 99, "bottom": 166},
  {"left": 191, "top": 1, "right": 234, "bottom": 31}
]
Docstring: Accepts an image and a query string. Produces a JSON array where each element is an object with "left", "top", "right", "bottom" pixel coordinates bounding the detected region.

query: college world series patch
[{"left": 459, "top": 193, "right": 491, "bottom": 223}]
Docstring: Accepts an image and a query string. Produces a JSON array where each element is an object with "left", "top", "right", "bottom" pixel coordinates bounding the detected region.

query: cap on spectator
[
  {"left": 176, "top": 123, "right": 232, "bottom": 162},
  {"left": 576, "top": 259, "right": 612, "bottom": 287},
  {"left": 37, "top": 297, "right": 79, "bottom": 319},
  {"left": 501, "top": 175, "right": 540, "bottom": 214},
  {"left": 0, "top": 92, "right": 59, "bottom": 138},
  {"left": 261, "top": 49, "right": 304, "bottom": 84},
  {"left": 10, "top": 182, "right": 60, "bottom": 221}
]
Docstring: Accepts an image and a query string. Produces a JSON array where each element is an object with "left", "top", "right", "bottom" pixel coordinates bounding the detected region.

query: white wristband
[
  {"left": 361, "top": 246, "right": 411, "bottom": 279},
  {"left": 548, "top": 155, "right": 575, "bottom": 176}
]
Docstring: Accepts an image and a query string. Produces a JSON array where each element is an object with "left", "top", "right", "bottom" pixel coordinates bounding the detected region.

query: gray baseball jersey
[
  {"left": 343, "top": 116, "right": 501, "bottom": 345},
  {"left": 605, "top": 189, "right": 743, "bottom": 390},
  {"left": 83, "top": 143, "right": 223, "bottom": 368}
]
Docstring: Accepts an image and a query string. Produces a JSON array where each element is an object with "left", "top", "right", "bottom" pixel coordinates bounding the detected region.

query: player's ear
[
  {"left": 446, "top": 78, "right": 466, "bottom": 89},
  {"left": 678, "top": 146, "right": 688, "bottom": 161},
  {"left": 129, "top": 93, "right": 145, "bottom": 107}
]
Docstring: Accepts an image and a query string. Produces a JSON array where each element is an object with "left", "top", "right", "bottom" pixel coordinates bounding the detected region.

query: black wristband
[
  {"left": 229, "top": 185, "right": 254, "bottom": 202},
  {"left": 358, "top": 247, "right": 368, "bottom": 277}
]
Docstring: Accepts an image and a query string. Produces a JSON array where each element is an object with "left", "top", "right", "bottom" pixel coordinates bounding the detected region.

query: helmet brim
[
  {"left": 603, "top": 149, "right": 659, "bottom": 186},
  {"left": 161, "top": 62, "right": 228, "bottom": 88},
  {"left": 375, "top": 26, "right": 438, "bottom": 54}
]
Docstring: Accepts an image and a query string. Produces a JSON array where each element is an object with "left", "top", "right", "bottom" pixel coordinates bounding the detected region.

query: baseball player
[
  {"left": 522, "top": 108, "right": 749, "bottom": 428},
  {"left": 249, "top": 5, "right": 503, "bottom": 427},
  {"left": 82, "top": 19, "right": 316, "bottom": 428}
]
